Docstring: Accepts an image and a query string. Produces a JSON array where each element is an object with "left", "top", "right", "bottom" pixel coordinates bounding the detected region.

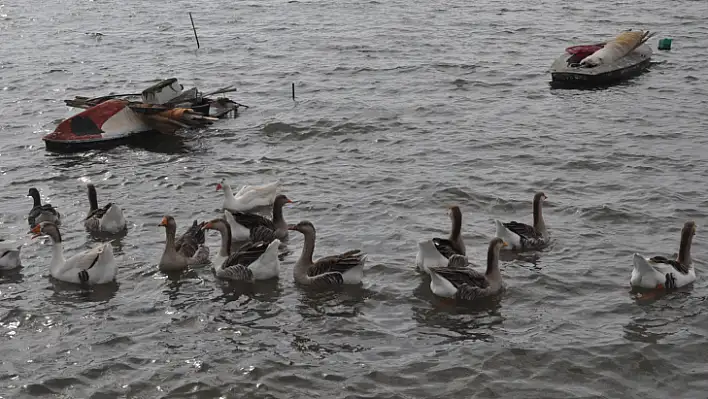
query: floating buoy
[{"left": 658, "top": 38, "right": 672, "bottom": 50}]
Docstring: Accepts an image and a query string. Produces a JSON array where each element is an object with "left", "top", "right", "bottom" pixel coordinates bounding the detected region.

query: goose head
[
  {"left": 447, "top": 205, "right": 462, "bottom": 222},
  {"left": 30, "top": 221, "right": 62, "bottom": 243},
  {"left": 215, "top": 178, "right": 227, "bottom": 192},
  {"left": 158, "top": 215, "right": 178, "bottom": 233},
  {"left": 287, "top": 220, "right": 315, "bottom": 235},
  {"left": 27, "top": 187, "right": 41, "bottom": 204},
  {"left": 274, "top": 194, "right": 293, "bottom": 208},
  {"left": 201, "top": 218, "right": 230, "bottom": 233},
  {"left": 534, "top": 192, "right": 548, "bottom": 203}
]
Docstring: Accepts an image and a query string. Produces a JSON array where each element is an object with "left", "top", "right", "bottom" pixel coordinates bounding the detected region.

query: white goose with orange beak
[
  {"left": 30, "top": 221, "right": 117, "bottom": 285},
  {"left": 216, "top": 178, "right": 280, "bottom": 213}
]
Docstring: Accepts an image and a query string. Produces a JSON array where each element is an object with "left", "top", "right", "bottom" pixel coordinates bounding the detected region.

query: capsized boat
[
  {"left": 43, "top": 78, "right": 244, "bottom": 152},
  {"left": 550, "top": 30, "right": 655, "bottom": 88}
]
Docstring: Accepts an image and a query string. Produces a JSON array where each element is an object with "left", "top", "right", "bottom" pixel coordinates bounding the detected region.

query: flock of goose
[{"left": 0, "top": 179, "right": 697, "bottom": 301}]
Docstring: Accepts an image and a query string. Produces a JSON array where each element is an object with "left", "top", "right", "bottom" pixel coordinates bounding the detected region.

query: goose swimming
[
  {"left": 631, "top": 221, "right": 697, "bottom": 290},
  {"left": 84, "top": 183, "right": 128, "bottom": 234},
  {"left": 428, "top": 238, "right": 507, "bottom": 301},
  {"left": 27, "top": 188, "right": 61, "bottom": 228},
  {"left": 202, "top": 218, "right": 280, "bottom": 282},
  {"left": 415, "top": 205, "right": 466, "bottom": 273},
  {"left": 495, "top": 192, "right": 549, "bottom": 251},
  {"left": 158, "top": 216, "right": 210, "bottom": 272},
  {"left": 288, "top": 221, "right": 366, "bottom": 287},
  {"left": 30, "top": 221, "right": 117, "bottom": 285},
  {"left": 0, "top": 239, "right": 22, "bottom": 270},
  {"left": 226, "top": 194, "right": 293, "bottom": 242},
  {"left": 217, "top": 178, "right": 280, "bottom": 213}
]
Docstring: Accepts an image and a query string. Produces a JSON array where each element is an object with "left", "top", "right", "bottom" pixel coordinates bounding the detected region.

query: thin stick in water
[
  {"left": 292, "top": 83, "right": 295, "bottom": 101},
  {"left": 189, "top": 12, "right": 200, "bottom": 49}
]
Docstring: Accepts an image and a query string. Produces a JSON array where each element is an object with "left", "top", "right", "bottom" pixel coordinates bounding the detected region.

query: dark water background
[{"left": 2, "top": 0, "right": 708, "bottom": 397}]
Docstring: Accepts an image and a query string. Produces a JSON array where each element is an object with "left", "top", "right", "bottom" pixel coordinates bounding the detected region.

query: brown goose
[
  {"left": 288, "top": 221, "right": 366, "bottom": 287},
  {"left": 201, "top": 218, "right": 281, "bottom": 281},
  {"left": 495, "top": 192, "right": 549, "bottom": 250},
  {"left": 158, "top": 216, "right": 210, "bottom": 271},
  {"left": 415, "top": 205, "right": 465, "bottom": 273},
  {"left": 428, "top": 238, "right": 507, "bottom": 300},
  {"left": 631, "top": 221, "right": 697, "bottom": 289},
  {"left": 226, "top": 194, "right": 293, "bottom": 242}
]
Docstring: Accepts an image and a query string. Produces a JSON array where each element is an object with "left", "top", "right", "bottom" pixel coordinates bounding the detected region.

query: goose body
[
  {"left": 495, "top": 192, "right": 549, "bottom": 251},
  {"left": 224, "top": 210, "right": 251, "bottom": 241},
  {"left": 289, "top": 221, "right": 366, "bottom": 287},
  {"left": 202, "top": 218, "right": 281, "bottom": 281},
  {"left": 631, "top": 221, "right": 697, "bottom": 290},
  {"left": 217, "top": 240, "right": 281, "bottom": 282},
  {"left": 30, "top": 222, "right": 117, "bottom": 285},
  {"left": 84, "top": 184, "right": 128, "bottom": 234},
  {"left": 158, "top": 216, "right": 210, "bottom": 272},
  {"left": 0, "top": 240, "right": 22, "bottom": 270},
  {"left": 415, "top": 206, "right": 466, "bottom": 273},
  {"left": 227, "top": 194, "right": 293, "bottom": 243},
  {"left": 27, "top": 188, "right": 61, "bottom": 228},
  {"left": 217, "top": 178, "right": 280, "bottom": 213},
  {"left": 428, "top": 238, "right": 507, "bottom": 301}
]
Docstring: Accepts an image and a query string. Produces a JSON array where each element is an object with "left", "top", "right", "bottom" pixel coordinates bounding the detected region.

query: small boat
[
  {"left": 43, "top": 78, "right": 244, "bottom": 152},
  {"left": 550, "top": 30, "right": 654, "bottom": 88}
]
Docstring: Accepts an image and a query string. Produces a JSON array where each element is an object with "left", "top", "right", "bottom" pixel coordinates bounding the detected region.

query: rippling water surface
[{"left": 2, "top": 0, "right": 708, "bottom": 397}]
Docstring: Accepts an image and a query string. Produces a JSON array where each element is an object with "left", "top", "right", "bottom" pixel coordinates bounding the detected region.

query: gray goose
[
  {"left": 428, "top": 237, "right": 508, "bottom": 301},
  {"left": 494, "top": 192, "right": 549, "bottom": 250},
  {"left": 631, "top": 220, "right": 697, "bottom": 290},
  {"left": 415, "top": 205, "right": 465, "bottom": 273},
  {"left": 288, "top": 221, "right": 366, "bottom": 287},
  {"left": 227, "top": 194, "right": 293, "bottom": 243},
  {"left": 158, "top": 216, "right": 210, "bottom": 271},
  {"left": 201, "top": 218, "right": 281, "bottom": 281}
]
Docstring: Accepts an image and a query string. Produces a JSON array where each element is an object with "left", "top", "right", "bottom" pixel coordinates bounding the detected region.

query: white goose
[
  {"left": 631, "top": 221, "right": 697, "bottom": 290},
  {"left": 84, "top": 183, "right": 127, "bottom": 234},
  {"left": 0, "top": 239, "right": 22, "bottom": 270},
  {"left": 30, "top": 221, "right": 117, "bottom": 285},
  {"left": 495, "top": 192, "right": 549, "bottom": 251},
  {"left": 216, "top": 178, "right": 280, "bottom": 213},
  {"left": 201, "top": 218, "right": 281, "bottom": 281}
]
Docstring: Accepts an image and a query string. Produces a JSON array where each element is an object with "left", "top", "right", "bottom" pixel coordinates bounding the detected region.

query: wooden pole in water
[
  {"left": 189, "top": 12, "right": 200, "bottom": 49},
  {"left": 292, "top": 83, "right": 295, "bottom": 101}
]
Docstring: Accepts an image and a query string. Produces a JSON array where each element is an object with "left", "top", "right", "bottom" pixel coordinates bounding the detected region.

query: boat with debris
[
  {"left": 550, "top": 30, "right": 654, "bottom": 88},
  {"left": 43, "top": 78, "right": 245, "bottom": 152}
]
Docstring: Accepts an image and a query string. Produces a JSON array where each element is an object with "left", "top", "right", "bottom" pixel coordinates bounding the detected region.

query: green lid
[{"left": 658, "top": 38, "right": 673, "bottom": 50}]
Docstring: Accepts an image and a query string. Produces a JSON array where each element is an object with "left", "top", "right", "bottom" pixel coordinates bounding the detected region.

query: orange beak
[
  {"left": 158, "top": 216, "right": 168, "bottom": 227},
  {"left": 30, "top": 224, "right": 42, "bottom": 239},
  {"left": 286, "top": 199, "right": 293, "bottom": 203},
  {"left": 202, "top": 222, "right": 213, "bottom": 230},
  {"left": 216, "top": 183, "right": 223, "bottom": 191}
]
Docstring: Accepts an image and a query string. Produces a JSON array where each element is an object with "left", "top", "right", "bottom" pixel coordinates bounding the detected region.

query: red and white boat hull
[{"left": 43, "top": 99, "right": 151, "bottom": 150}]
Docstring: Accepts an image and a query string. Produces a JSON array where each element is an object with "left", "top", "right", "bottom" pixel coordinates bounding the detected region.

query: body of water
[{"left": 1, "top": 0, "right": 708, "bottom": 397}]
